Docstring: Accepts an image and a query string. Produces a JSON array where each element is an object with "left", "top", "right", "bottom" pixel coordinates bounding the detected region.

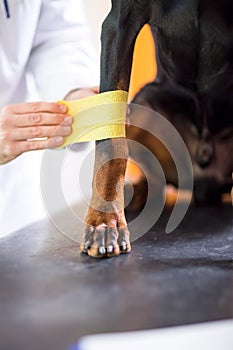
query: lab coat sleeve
[{"left": 28, "top": 0, "right": 100, "bottom": 101}]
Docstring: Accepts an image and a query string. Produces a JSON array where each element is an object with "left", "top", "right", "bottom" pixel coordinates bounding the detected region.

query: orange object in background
[{"left": 128, "top": 24, "right": 157, "bottom": 101}]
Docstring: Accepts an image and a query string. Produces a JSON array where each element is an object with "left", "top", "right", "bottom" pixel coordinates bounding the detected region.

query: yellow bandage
[{"left": 57, "top": 90, "right": 128, "bottom": 148}]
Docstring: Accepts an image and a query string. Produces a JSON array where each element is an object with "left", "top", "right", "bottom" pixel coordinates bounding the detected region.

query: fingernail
[
  {"left": 64, "top": 126, "right": 71, "bottom": 135},
  {"left": 59, "top": 104, "right": 67, "bottom": 113},
  {"left": 55, "top": 136, "right": 63, "bottom": 145},
  {"left": 64, "top": 116, "right": 72, "bottom": 125}
]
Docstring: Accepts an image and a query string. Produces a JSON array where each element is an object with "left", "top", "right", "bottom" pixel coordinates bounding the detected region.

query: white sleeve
[{"left": 28, "top": 0, "right": 100, "bottom": 101}]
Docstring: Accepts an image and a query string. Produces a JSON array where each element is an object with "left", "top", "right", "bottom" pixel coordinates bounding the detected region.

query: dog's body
[{"left": 81, "top": 0, "right": 233, "bottom": 258}]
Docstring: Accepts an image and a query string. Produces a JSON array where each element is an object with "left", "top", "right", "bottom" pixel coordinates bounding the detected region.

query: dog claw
[
  {"left": 84, "top": 241, "right": 91, "bottom": 251},
  {"left": 81, "top": 223, "right": 131, "bottom": 259},
  {"left": 120, "top": 241, "right": 131, "bottom": 254},
  {"left": 107, "top": 245, "right": 114, "bottom": 253},
  {"left": 121, "top": 241, "right": 127, "bottom": 251},
  {"left": 99, "top": 246, "right": 106, "bottom": 255}
]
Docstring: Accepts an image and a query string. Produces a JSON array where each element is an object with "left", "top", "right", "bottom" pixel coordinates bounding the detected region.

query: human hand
[
  {"left": 0, "top": 101, "right": 72, "bottom": 164},
  {"left": 64, "top": 86, "right": 99, "bottom": 100}
]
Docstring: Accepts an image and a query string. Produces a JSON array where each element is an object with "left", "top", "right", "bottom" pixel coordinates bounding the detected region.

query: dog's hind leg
[{"left": 81, "top": 1, "right": 150, "bottom": 258}]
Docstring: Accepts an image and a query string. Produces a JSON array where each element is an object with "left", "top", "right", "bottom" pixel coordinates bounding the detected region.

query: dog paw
[{"left": 80, "top": 222, "right": 131, "bottom": 259}]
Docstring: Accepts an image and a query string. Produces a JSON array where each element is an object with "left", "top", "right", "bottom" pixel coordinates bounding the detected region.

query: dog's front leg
[{"left": 81, "top": 2, "right": 149, "bottom": 258}]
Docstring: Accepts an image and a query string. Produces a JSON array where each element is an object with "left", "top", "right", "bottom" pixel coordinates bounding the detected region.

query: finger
[
  {"left": 13, "top": 113, "right": 72, "bottom": 127},
  {"left": 8, "top": 102, "right": 67, "bottom": 115},
  {"left": 12, "top": 125, "right": 72, "bottom": 141},
  {"left": 92, "top": 86, "right": 99, "bottom": 94},
  {"left": 17, "top": 136, "right": 65, "bottom": 153}
]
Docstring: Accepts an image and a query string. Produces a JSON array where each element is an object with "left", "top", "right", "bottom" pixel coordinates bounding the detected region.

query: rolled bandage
[{"left": 57, "top": 90, "right": 128, "bottom": 148}]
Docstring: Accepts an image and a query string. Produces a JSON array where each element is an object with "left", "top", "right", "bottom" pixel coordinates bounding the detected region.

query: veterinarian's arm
[
  {"left": 64, "top": 86, "right": 99, "bottom": 101},
  {"left": 0, "top": 0, "right": 100, "bottom": 164},
  {"left": 28, "top": 0, "right": 100, "bottom": 101}
]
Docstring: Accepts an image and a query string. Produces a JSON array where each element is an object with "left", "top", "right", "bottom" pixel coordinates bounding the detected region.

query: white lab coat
[{"left": 0, "top": 0, "right": 100, "bottom": 237}]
